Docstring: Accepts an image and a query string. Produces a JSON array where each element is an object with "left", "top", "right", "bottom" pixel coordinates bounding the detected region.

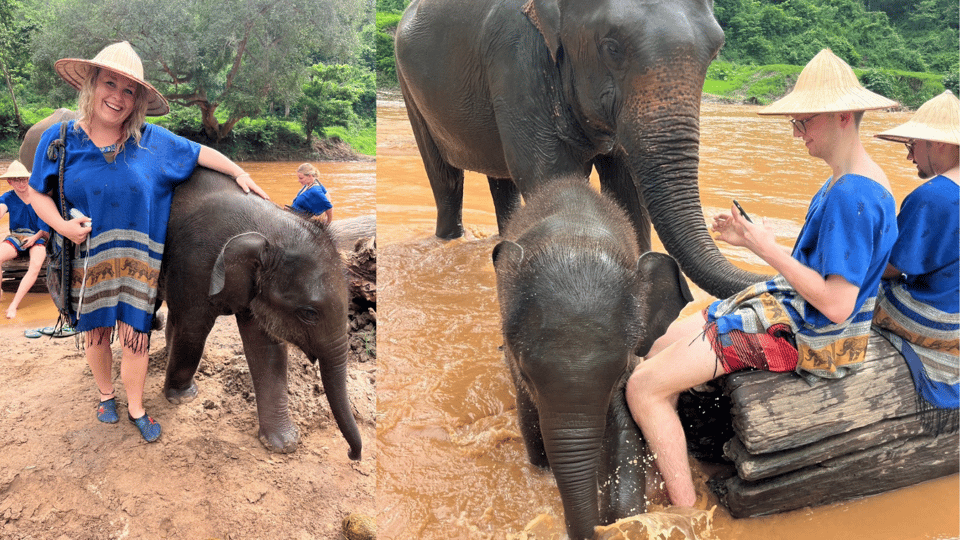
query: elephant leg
[
  {"left": 599, "top": 382, "right": 647, "bottom": 523},
  {"left": 516, "top": 382, "right": 549, "bottom": 469},
  {"left": 487, "top": 177, "right": 521, "bottom": 236},
  {"left": 400, "top": 79, "right": 465, "bottom": 240},
  {"left": 163, "top": 308, "right": 217, "bottom": 404},
  {"left": 595, "top": 155, "right": 652, "bottom": 253},
  {"left": 235, "top": 311, "right": 299, "bottom": 454}
]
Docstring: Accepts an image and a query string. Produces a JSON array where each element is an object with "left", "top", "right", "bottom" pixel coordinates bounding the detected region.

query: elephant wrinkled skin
[
  {"left": 493, "top": 179, "right": 692, "bottom": 540},
  {"left": 396, "top": 0, "right": 769, "bottom": 298}
]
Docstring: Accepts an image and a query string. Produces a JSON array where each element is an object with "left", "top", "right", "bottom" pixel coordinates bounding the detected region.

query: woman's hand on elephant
[{"left": 235, "top": 173, "right": 271, "bottom": 201}]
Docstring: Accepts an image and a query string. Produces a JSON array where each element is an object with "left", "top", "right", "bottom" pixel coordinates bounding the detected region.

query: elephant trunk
[
  {"left": 540, "top": 413, "right": 608, "bottom": 540},
  {"left": 621, "top": 86, "right": 770, "bottom": 299},
  {"left": 316, "top": 333, "right": 363, "bottom": 460}
]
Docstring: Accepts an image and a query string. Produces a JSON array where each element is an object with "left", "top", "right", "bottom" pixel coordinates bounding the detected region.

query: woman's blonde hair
[
  {"left": 297, "top": 163, "right": 320, "bottom": 179},
  {"left": 76, "top": 67, "right": 149, "bottom": 152}
]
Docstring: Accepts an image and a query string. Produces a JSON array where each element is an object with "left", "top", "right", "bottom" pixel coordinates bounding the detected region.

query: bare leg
[
  {"left": 645, "top": 310, "right": 710, "bottom": 359},
  {"left": 85, "top": 327, "right": 116, "bottom": 401},
  {"left": 626, "top": 317, "right": 724, "bottom": 507},
  {"left": 0, "top": 242, "right": 18, "bottom": 303},
  {"left": 118, "top": 323, "right": 150, "bottom": 418},
  {"left": 6, "top": 244, "right": 45, "bottom": 319}
]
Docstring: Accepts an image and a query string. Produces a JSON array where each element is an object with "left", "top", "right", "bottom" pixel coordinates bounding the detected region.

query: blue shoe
[
  {"left": 97, "top": 398, "right": 119, "bottom": 424},
  {"left": 51, "top": 325, "right": 78, "bottom": 338},
  {"left": 129, "top": 413, "right": 162, "bottom": 442}
]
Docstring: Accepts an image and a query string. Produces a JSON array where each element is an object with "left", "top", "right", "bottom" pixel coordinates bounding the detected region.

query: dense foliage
[
  {"left": 714, "top": 0, "right": 958, "bottom": 77},
  {"left": 0, "top": 0, "right": 377, "bottom": 158},
  {"left": 374, "top": 0, "right": 957, "bottom": 104}
]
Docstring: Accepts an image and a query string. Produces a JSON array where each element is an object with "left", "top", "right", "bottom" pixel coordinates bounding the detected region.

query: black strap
[
  {"left": 45, "top": 121, "right": 70, "bottom": 220},
  {"left": 45, "top": 121, "right": 74, "bottom": 326}
]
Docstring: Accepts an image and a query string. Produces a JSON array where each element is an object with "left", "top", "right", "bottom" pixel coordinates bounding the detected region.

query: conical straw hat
[
  {"left": 54, "top": 41, "right": 169, "bottom": 116},
  {"left": 0, "top": 160, "right": 30, "bottom": 179},
  {"left": 759, "top": 49, "right": 897, "bottom": 115},
  {"left": 875, "top": 90, "right": 959, "bottom": 146}
]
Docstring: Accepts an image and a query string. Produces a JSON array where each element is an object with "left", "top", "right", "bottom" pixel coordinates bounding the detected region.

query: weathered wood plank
[
  {"left": 344, "top": 236, "right": 376, "bottom": 305},
  {"left": 722, "top": 332, "right": 918, "bottom": 454},
  {"left": 724, "top": 412, "right": 931, "bottom": 481},
  {"left": 718, "top": 431, "right": 959, "bottom": 518},
  {"left": 1, "top": 256, "right": 47, "bottom": 293}
]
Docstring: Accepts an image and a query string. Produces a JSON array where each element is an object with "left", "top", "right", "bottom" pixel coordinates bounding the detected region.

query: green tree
[
  {"left": 31, "top": 0, "right": 362, "bottom": 142},
  {"left": 300, "top": 63, "right": 374, "bottom": 145},
  {"left": 0, "top": 0, "right": 41, "bottom": 132}
]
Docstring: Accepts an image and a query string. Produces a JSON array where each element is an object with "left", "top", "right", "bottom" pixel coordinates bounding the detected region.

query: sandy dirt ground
[{"left": 0, "top": 303, "right": 376, "bottom": 539}]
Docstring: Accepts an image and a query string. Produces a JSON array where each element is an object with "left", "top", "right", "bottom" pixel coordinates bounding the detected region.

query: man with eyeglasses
[
  {"left": 625, "top": 49, "right": 899, "bottom": 508},
  {"left": 872, "top": 90, "right": 960, "bottom": 420}
]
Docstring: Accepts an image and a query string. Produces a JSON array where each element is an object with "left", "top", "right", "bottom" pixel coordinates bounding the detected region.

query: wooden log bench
[
  {"left": 679, "top": 331, "right": 959, "bottom": 518},
  {"left": 0, "top": 251, "right": 47, "bottom": 293}
]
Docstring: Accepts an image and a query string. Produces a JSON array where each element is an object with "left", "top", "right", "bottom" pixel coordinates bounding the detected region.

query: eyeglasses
[{"left": 790, "top": 113, "right": 822, "bottom": 134}]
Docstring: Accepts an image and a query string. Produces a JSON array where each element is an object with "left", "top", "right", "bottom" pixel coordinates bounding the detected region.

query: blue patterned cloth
[
  {"left": 291, "top": 180, "right": 333, "bottom": 216},
  {"left": 29, "top": 120, "right": 200, "bottom": 333},
  {"left": 1, "top": 190, "right": 48, "bottom": 235},
  {"left": 709, "top": 174, "right": 898, "bottom": 381},
  {"left": 874, "top": 175, "right": 960, "bottom": 409}
]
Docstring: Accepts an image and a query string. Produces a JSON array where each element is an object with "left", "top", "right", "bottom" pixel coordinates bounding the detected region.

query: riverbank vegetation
[
  {"left": 0, "top": 0, "right": 376, "bottom": 160},
  {"left": 376, "top": 0, "right": 958, "bottom": 109}
]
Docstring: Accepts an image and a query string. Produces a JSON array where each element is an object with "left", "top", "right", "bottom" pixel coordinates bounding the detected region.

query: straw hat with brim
[
  {"left": 874, "top": 90, "right": 960, "bottom": 146},
  {"left": 758, "top": 49, "right": 898, "bottom": 116},
  {"left": 0, "top": 160, "right": 30, "bottom": 180},
  {"left": 54, "top": 41, "right": 169, "bottom": 116}
]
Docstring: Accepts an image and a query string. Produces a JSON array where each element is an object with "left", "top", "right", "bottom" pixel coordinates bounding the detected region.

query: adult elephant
[
  {"left": 20, "top": 110, "right": 362, "bottom": 458},
  {"left": 395, "top": 0, "right": 768, "bottom": 298}
]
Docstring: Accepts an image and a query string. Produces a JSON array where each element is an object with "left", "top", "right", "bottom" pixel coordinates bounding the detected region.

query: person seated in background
[
  {"left": 624, "top": 49, "right": 899, "bottom": 507},
  {"left": 291, "top": 162, "right": 334, "bottom": 225},
  {"left": 0, "top": 160, "right": 49, "bottom": 319},
  {"left": 872, "top": 90, "right": 960, "bottom": 422}
]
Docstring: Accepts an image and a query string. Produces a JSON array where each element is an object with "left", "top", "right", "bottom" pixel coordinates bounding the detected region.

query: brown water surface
[
  {"left": 376, "top": 99, "right": 959, "bottom": 539},
  {"left": 0, "top": 159, "right": 375, "bottom": 327}
]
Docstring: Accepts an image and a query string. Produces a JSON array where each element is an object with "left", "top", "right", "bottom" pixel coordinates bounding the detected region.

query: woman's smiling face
[{"left": 92, "top": 69, "right": 139, "bottom": 128}]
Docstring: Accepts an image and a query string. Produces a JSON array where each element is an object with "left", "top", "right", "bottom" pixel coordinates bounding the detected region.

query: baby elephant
[{"left": 492, "top": 179, "right": 692, "bottom": 540}]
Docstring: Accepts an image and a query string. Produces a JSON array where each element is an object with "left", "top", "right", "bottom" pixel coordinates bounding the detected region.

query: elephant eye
[
  {"left": 600, "top": 38, "right": 625, "bottom": 68},
  {"left": 296, "top": 307, "right": 321, "bottom": 325}
]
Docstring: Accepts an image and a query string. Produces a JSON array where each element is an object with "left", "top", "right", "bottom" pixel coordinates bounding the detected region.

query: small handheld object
[
  {"left": 69, "top": 208, "right": 92, "bottom": 228},
  {"left": 732, "top": 199, "right": 753, "bottom": 223}
]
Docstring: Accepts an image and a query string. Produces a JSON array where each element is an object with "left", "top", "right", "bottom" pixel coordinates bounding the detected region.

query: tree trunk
[{"left": 1, "top": 58, "right": 23, "bottom": 131}]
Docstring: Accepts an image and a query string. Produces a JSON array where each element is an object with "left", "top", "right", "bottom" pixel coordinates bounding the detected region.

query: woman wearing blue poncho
[
  {"left": 624, "top": 49, "right": 899, "bottom": 507},
  {"left": 291, "top": 162, "right": 334, "bottom": 225},
  {"left": 25, "top": 42, "right": 269, "bottom": 443}
]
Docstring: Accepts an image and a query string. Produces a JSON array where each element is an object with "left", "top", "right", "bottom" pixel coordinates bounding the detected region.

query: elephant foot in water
[{"left": 164, "top": 380, "right": 199, "bottom": 404}]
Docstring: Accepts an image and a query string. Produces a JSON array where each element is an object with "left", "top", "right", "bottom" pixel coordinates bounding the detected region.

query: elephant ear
[
  {"left": 633, "top": 252, "right": 694, "bottom": 357},
  {"left": 492, "top": 240, "right": 525, "bottom": 272},
  {"left": 209, "top": 232, "right": 269, "bottom": 313},
  {"left": 522, "top": 0, "right": 562, "bottom": 63}
]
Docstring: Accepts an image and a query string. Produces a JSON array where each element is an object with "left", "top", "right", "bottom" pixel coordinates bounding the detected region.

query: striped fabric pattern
[{"left": 710, "top": 275, "right": 876, "bottom": 382}]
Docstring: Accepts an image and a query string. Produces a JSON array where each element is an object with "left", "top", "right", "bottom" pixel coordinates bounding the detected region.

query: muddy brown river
[{"left": 376, "top": 99, "right": 959, "bottom": 539}]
